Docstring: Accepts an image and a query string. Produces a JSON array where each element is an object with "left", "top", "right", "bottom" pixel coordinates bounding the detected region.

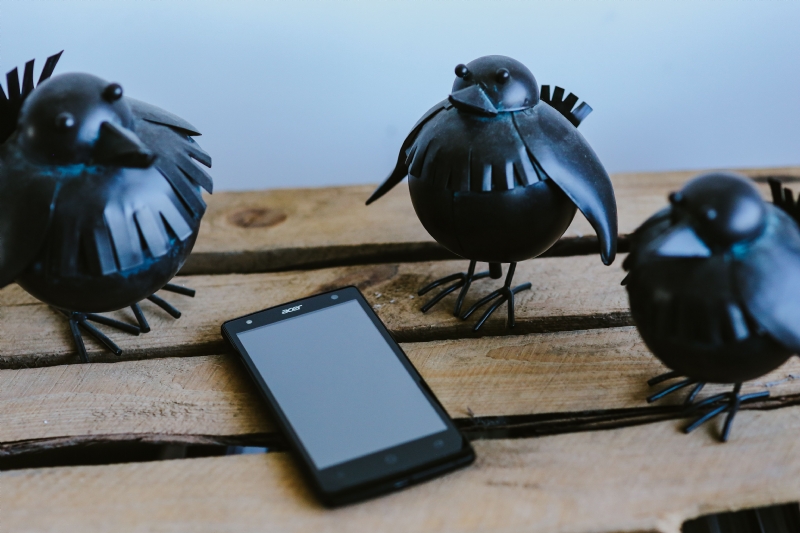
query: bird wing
[
  {"left": 0, "top": 164, "right": 59, "bottom": 288},
  {"left": 512, "top": 102, "right": 617, "bottom": 265},
  {"left": 128, "top": 98, "right": 212, "bottom": 219},
  {"left": 734, "top": 207, "right": 800, "bottom": 353},
  {"left": 366, "top": 99, "right": 450, "bottom": 205}
]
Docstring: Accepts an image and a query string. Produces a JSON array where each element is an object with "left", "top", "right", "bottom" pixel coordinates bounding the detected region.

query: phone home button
[{"left": 383, "top": 454, "right": 398, "bottom": 465}]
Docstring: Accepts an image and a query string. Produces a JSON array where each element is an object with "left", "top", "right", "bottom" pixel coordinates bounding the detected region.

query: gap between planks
[
  {"left": 4, "top": 326, "right": 800, "bottom": 455},
  {"left": 5, "top": 407, "right": 800, "bottom": 533},
  {"left": 182, "top": 167, "right": 800, "bottom": 274}
]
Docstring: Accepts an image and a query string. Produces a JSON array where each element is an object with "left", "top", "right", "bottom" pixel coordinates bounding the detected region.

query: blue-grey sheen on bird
[
  {"left": 367, "top": 55, "right": 617, "bottom": 330},
  {"left": 0, "top": 53, "right": 213, "bottom": 363},
  {"left": 623, "top": 172, "right": 800, "bottom": 441}
]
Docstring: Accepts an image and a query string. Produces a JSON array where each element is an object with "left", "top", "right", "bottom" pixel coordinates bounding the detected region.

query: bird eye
[
  {"left": 495, "top": 68, "right": 510, "bottom": 83},
  {"left": 668, "top": 192, "right": 684, "bottom": 205},
  {"left": 102, "top": 83, "right": 124, "bottom": 102},
  {"left": 704, "top": 208, "right": 718, "bottom": 221},
  {"left": 455, "top": 64, "right": 470, "bottom": 78},
  {"left": 54, "top": 112, "right": 75, "bottom": 131}
]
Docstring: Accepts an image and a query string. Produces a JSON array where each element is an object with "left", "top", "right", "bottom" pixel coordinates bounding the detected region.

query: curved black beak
[
  {"left": 93, "top": 121, "right": 155, "bottom": 168},
  {"left": 449, "top": 85, "right": 498, "bottom": 116}
]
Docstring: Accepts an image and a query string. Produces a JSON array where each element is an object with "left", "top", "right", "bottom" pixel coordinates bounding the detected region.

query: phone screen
[{"left": 236, "top": 299, "right": 448, "bottom": 470}]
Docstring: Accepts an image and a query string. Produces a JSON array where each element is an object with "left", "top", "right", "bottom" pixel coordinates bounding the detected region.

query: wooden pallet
[{"left": 3, "top": 167, "right": 800, "bottom": 533}]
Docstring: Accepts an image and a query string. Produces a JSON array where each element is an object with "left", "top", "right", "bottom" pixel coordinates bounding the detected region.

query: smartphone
[{"left": 221, "top": 286, "right": 474, "bottom": 506}]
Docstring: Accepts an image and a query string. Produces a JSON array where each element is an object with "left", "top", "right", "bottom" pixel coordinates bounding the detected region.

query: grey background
[
  {"left": 2, "top": 1, "right": 799, "bottom": 191},
  {"left": 237, "top": 300, "right": 446, "bottom": 469}
]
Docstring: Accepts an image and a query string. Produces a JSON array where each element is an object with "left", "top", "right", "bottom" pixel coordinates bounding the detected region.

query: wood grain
[
  {"left": 0, "top": 255, "right": 630, "bottom": 367},
  {"left": 4, "top": 327, "right": 800, "bottom": 451},
  {"left": 6, "top": 407, "right": 800, "bottom": 533},
  {"left": 182, "top": 167, "right": 800, "bottom": 274},
  {"left": 5, "top": 167, "right": 800, "bottom": 530}
]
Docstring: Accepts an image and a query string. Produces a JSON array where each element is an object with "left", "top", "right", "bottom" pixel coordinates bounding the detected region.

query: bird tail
[
  {"left": 768, "top": 177, "right": 800, "bottom": 226},
  {"left": 540, "top": 85, "right": 592, "bottom": 128},
  {"left": 0, "top": 51, "right": 63, "bottom": 144}
]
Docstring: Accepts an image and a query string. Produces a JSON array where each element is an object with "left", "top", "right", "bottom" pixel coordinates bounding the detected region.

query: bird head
[
  {"left": 16, "top": 72, "right": 154, "bottom": 168},
  {"left": 653, "top": 172, "right": 767, "bottom": 258},
  {"left": 448, "top": 55, "right": 538, "bottom": 117}
]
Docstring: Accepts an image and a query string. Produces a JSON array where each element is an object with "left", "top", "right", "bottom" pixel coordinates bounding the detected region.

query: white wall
[{"left": 2, "top": 0, "right": 799, "bottom": 190}]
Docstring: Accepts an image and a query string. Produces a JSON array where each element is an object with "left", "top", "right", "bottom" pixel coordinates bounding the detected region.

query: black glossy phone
[{"left": 221, "top": 286, "right": 474, "bottom": 506}]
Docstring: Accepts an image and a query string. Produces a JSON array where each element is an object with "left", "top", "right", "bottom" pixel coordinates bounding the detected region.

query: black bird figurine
[
  {"left": 0, "top": 52, "right": 213, "bottom": 362},
  {"left": 366, "top": 55, "right": 617, "bottom": 330},
  {"left": 623, "top": 171, "right": 800, "bottom": 441}
]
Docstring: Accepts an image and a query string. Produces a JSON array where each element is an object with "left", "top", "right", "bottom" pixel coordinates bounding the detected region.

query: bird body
[
  {"left": 405, "top": 105, "right": 577, "bottom": 263},
  {"left": 367, "top": 55, "right": 616, "bottom": 329},
  {"left": 15, "top": 162, "right": 199, "bottom": 312},
  {"left": 0, "top": 53, "right": 212, "bottom": 360},
  {"left": 623, "top": 171, "right": 800, "bottom": 439}
]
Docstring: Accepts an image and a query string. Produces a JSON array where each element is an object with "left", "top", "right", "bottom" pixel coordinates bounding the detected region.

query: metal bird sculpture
[
  {"left": 0, "top": 52, "right": 213, "bottom": 362},
  {"left": 622, "top": 171, "right": 800, "bottom": 441},
  {"left": 366, "top": 55, "right": 617, "bottom": 330}
]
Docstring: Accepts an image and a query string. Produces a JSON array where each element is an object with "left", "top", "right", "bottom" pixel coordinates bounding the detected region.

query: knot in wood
[{"left": 227, "top": 208, "right": 287, "bottom": 229}]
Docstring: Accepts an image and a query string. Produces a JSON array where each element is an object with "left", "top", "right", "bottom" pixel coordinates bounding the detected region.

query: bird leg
[
  {"left": 130, "top": 303, "right": 151, "bottom": 333},
  {"left": 138, "top": 282, "right": 197, "bottom": 324},
  {"left": 646, "top": 371, "right": 708, "bottom": 406},
  {"left": 647, "top": 373, "right": 769, "bottom": 440},
  {"left": 460, "top": 262, "right": 532, "bottom": 331},
  {"left": 54, "top": 282, "right": 196, "bottom": 363},
  {"left": 418, "top": 260, "right": 493, "bottom": 316},
  {"left": 684, "top": 383, "right": 769, "bottom": 442},
  {"left": 54, "top": 309, "right": 141, "bottom": 363}
]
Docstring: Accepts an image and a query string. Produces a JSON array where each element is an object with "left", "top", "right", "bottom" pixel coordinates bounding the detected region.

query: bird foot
[
  {"left": 56, "top": 282, "right": 196, "bottom": 363},
  {"left": 460, "top": 282, "right": 531, "bottom": 331},
  {"left": 131, "top": 282, "right": 196, "bottom": 332},
  {"left": 646, "top": 373, "right": 770, "bottom": 442},
  {"left": 54, "top": 309, "right": 140, "bottom": 363},
  {"left": 418, "top": 260, "right": 492, "bottom": 316},
  {"left": 684, "top": 383, "right": 768, "bottom": 442},
  {"left": 646, "top": 371, "right": 706, "bottom": 406}
]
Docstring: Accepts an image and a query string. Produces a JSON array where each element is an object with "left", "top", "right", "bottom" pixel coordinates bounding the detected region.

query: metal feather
[
  {"left": 540, "top": 85, "right": 593, "bottom": 127},
  {"left": 768, "top": 177, "right": 800, "bottom": 225},
  {"left": 0, "top": 51, "right": 63, "bottom": 144}
]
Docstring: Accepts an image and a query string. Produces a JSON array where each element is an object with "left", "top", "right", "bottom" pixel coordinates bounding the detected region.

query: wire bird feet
[
  {"left": 418, "top": 260, "right": 493, "bottom": 317},
  {"left": 646, "top": 371, "right": 770, "bottom": 442},
  {"left": 418, "top": 261, "right": 531, "bottom": 331},
  {"left": 459, "top": 262, "right": 531, "bottom": 331},
  {"left": 57, "top": 282, "right": 196, "bottom": 363}
]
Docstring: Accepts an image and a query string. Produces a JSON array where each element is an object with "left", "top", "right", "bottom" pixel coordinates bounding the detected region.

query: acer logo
[{"left": 282, "top": 305, "right": 302, "bottom": 314}]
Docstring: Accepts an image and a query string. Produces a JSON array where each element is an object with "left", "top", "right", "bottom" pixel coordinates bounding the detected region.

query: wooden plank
[
  {"left": 0, "top": 255, "right": 631, "bottom": 368},
  {"left": 6, "top": 407, "right": 800, "bottom": 533},
  {"left": 4, "top": 327, "right": 800, "bottom": 452},
  {"left": 182, "top": 166, "right": 800, "bottom": 274},
  {"left": 0, "top": 355, "right": 273, "bottom": 447}
]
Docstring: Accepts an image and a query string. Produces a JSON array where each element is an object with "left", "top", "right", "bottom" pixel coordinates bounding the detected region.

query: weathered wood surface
[
  {"left": 4, "top": 327, "right": 800, "bottom": 455},
  {"left": 6, "top": 407, "right": 800, "bottom": 533},
  {"left": 183, "top": 167, "right": 800, "bottom": 274},
  {"left": 0, "top": 255, "right": 629, "bottom": 368},
  {"left": 5, "top": 167, "right": 800, "bottom": 532}
]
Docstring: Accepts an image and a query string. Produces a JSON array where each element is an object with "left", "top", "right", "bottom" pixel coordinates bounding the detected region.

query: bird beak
[
  {"left": 449, "top": 85, "right": 498, "bottom": 116},
  {"left": 93, "top": 121, "right": 155, "bottom": 168},
  {"left": 652, "top": 222, "right": 711, "bottom": 258}
]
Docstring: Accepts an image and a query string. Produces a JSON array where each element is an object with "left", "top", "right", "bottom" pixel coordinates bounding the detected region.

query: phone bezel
[{"left": 221, "top": 285, "right": 474, "bottom": 506}]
